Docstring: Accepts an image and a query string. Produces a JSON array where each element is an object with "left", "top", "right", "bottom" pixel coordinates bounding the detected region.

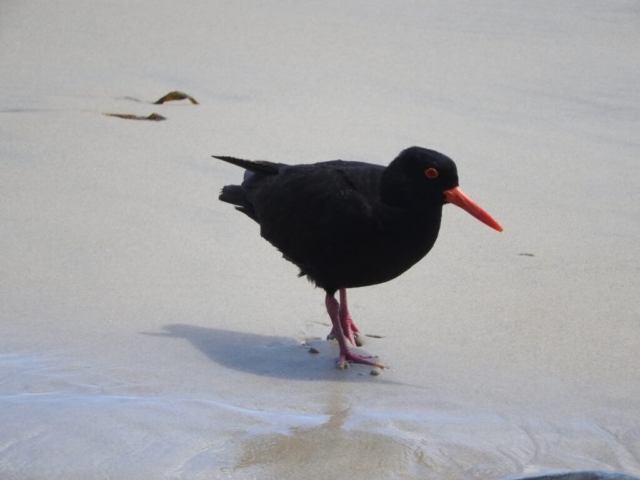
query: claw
[{"left": 336, "top": 350, "right": 386, "bottom": 370}]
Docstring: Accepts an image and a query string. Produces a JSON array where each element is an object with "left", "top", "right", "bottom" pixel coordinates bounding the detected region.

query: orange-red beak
[{"left": 444, "top": 187, "right": 503, "bottom": 232}]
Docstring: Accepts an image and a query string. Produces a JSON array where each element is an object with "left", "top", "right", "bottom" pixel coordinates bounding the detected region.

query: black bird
[{"left": 216, "top": 147, "right": 502, "bottom": 369}]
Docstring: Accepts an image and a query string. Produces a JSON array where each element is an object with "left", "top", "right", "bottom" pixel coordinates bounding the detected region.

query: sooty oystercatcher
[{"left": 216, "top": 146, "right": 502, "bottom": 370}]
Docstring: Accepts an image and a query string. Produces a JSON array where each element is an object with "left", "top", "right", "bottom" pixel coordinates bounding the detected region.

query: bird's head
[{"left": 384, "top": 146, "right": 503, "bottom": 232}]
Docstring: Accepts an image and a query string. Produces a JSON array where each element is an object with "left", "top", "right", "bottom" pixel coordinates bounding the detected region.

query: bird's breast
[{"left": 309, "top": 207, "right": 442, "bottom": 289}]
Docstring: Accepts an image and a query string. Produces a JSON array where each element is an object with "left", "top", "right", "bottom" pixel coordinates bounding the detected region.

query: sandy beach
[{"left": 1, "top": 1, "right": 639, "bottom": 478}]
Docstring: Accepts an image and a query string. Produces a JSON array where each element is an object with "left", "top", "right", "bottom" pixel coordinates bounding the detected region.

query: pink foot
[{"left": 337, "top": 350, "right": 385, "bottom": 370}]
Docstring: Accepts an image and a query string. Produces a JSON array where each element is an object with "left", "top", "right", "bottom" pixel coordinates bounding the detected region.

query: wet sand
[{"left": 1, "top": 1, "right": 639, "bottom": 478}]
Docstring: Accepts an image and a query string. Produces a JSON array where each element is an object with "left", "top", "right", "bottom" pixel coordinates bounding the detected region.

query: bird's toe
[{"left": 336, "top": 349, "right": 385, "bottom": 370}]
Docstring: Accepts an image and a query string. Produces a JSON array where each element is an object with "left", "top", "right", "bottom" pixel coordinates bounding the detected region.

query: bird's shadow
[{"left": 142, "top": 324, "right": 415, "bottom": 385}]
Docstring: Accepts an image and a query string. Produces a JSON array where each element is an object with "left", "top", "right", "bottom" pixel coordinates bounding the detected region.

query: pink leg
[
  {"left": 338, "top": 288, "right": 364, "bottom": 347},
  {"left": 325, "top": 293, "right": 385, "bottom": 370},
  {"left": 327, "top": 289, "right": 364, "bottom": 346}
]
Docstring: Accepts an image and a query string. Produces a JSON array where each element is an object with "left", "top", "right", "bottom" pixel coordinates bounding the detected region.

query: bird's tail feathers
[
  {"left": 213, "top": 156, "right": 283, "bottom": 176},
  {"left": 219, "top": 185, "right": 257, "bottom": 220},
  {"left": 219, "top": 185, "right": 245, "bottom": 206}
]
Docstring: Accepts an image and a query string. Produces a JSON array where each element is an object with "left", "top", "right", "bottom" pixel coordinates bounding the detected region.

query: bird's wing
[{"left": 244, "top": 162, "right": 385, "bottom": 267}]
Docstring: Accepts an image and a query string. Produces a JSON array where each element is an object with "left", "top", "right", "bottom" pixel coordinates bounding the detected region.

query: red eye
[{"left": 425, "top": 167, "right": 439, "bottom": 179}]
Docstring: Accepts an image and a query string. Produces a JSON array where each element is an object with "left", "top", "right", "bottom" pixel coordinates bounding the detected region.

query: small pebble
[
  {"left": 309, "top": 347, "right": 320, "bottom": 354},
  {"left": 370, "top": 368, "right": 381, "bottom": 376}
]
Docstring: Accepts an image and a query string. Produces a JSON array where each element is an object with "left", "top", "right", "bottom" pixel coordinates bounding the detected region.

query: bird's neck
[
  {"left": 380, "top": 168, "right": 441, "bottom": 211},
  {"left": 376, "top": 206, "right": 443, "bottom": 280},
  {"left": 379, "top": 166, "right": 444, "bottom": 256},
  {"left": 380, "top": 169, "right": 411, "bottom": 207}
]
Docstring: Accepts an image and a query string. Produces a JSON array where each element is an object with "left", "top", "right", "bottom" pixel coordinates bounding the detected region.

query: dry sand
[{"left": 1, "top": 1, "right": 639, "bottom": 479}]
